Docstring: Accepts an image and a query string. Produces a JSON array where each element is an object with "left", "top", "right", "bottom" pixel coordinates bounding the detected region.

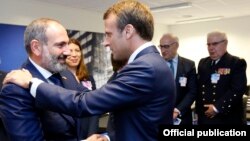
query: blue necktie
[
  {"left": 168, "top": 60, "right": 174, "bottom": 75},
  {"left": 48, "top": 73, "right": 63, "bottom": 86}
]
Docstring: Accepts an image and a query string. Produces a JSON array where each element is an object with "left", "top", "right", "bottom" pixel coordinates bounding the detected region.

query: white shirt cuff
[
  {"left": 212, "top": 106, "right": 219, "bottom": 113},
  {"left": 174, "top": 108, "right": 181, "bottom": 117},
  {"left": 81, "top": 133, "right": 110, "bottom": 141},
  {"left": 30, "top": 78, "right": 43, "bottom": 97},
  {"left": 103, "top": 134, "right": 110, "bottom": 141}
]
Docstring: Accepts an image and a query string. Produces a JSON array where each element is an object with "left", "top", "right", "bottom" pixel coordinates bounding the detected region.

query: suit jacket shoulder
[{"left": 178, "top": 56, "right": 196, "bottom": 72}]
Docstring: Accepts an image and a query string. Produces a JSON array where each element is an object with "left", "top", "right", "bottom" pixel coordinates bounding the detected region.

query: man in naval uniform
[{"left": 196, "top": 31, "right": 247, "bottom": 124}]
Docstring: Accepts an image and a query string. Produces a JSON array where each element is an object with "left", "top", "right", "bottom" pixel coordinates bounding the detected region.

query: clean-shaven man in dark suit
[
  {"left": 0, "top": 18, "right": 103, "bottom": 141},
  {"left": 159, "top": 33, "right": 197, "bottom": 125},
  {"left": 196, "top": 31, "right": 247, "bottom": 124},
  {"left": 2, "top": 1, "right": 176, "bottom": 141}
]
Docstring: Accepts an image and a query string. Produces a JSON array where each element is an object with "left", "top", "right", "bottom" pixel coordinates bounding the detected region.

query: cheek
[
  {"left": 65, "top": 59, "right": 71, "bottom": 65},
  {"left": 111, "top": 37, "right": 117, "bottom": 45},
  {"left": 77, "top": 53, "right": 82, "bottom": 58},
  {"left": 66, "top": 56, "right": 71, "bottom": 61},
  {"left": 77, "top": 58, "right": 81, "bottom": 64},
  {"left": 217, "top": 49, "right": 224, "bottom": 55}
]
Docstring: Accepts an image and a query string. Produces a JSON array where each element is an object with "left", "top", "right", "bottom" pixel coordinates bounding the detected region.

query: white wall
[
  {"left": 0, "top": 0, "right": 167, "bottom": 45},
  {"left": 152, "top": 23, "right": 168, "bottom": 45},
  {"left": 0, "top": 0, "right": 103, "bottom": 32},
  {"left": 169, "top": 16, "right": 250, "bottom": 84}
]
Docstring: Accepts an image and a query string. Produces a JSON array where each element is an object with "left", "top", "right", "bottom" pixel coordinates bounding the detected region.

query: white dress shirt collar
[
  {"left": 171, "top": 55, "right": 178, "bottom": 64},
  {"left": 127, "top": 42, "right": 154, "bottom": 64},
  {"left": 29, "top": 57, "right": 53, "bottom": 79}
]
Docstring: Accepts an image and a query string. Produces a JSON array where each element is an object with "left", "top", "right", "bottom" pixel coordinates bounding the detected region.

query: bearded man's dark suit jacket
[
  {"left": 34, "top": 46, "right": 176, "bottom": 141},
  {"left": 0, "top": 59, "right": 90, "bottom": 141},
  {"left": 196, "top": 52, "right": 247, "bottom": 124},
  {"left": 174, "top": 56, "right": 197, "bottom": 124},
  {"left": 0, "top": 70, "right": 9, "bottom": 141},
  {"left": 0, "top": 70, "right": 6, "bottom": 89}
]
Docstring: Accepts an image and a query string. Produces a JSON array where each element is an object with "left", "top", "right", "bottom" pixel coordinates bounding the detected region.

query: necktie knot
[
  {"left": 48, "top": 73, "right": 63, "bottom": 86},
  {"left": 168, "top": 60, "right": 174, "bottom": 75},
  {"left": 211, "top": 60, "right": 216, "bottom": 67}
]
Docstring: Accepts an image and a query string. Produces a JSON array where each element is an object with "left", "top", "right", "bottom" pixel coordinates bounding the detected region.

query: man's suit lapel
[
  {"left": 60, "top": 74, "right": 71, "bottom": 88},
  {"left": 175, "top": 56, "right": 185, "bottom": 95},
  {"left": 215, "top": 52, "right": 229, "bottom": 67},
  {"left": 56, "top": 73, "right": 77, "bottom": 128},
  {"left": 176, "top": 56, "right": 182, "bottom": 85},
  {"left": 202, "top": 59, "right": 214, "bottom": 82},
  {"left": 176, "top": 56, "right": 184, "bottom": 79},
  {"left": 22, "top": 59, "right": 48, "bottom": 82}
]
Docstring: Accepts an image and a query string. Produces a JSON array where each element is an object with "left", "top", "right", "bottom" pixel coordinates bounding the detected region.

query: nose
[
  {"left": 63, "top": 44, "right": 70, "bottom": 56},
  {"left": 208, "top": 45, "right": 215, "bottom": 51},
  {"left": 102, "top": 37, "right": 110, "bottom": 48}
]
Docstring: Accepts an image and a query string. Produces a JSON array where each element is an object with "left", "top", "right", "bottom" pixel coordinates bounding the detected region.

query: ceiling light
[
  {"left": 151, "top": 2, "right": 192, "bottom": 12},
  {"left": 176, "top": 16, "right": 224, "bottom": 24}
]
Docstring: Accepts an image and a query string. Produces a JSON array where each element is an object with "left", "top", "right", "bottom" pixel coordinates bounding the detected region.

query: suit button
[
  {"left": 202, "top": 91, "right": 205, "bottom": 94},
  {"left": 213, "top": 92, "right": 216, "bottom": 95},
  {"left": 203, "top": 98, "right": 205, "bottom": 101},
  {"left": 213, "top": 85, "right": 216, "bottom": 88},
  {"left": 213, "top": 99, "right": 216, "bottom": 102}
]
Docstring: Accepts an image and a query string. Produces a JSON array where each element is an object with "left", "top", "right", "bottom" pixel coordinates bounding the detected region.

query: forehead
[
  {"left": 104, "top": 14, "right": 118, "bottom": 31},
  {"left": 160, "top": 36, "right": 175, "bottom": 43},
  {"left": 69, "top": 43, "right": 80, "bottom": 49},
  {"left": 207, "top": 33, "right": 224, "bottom": 41},
  {"left": 46, "top": 22, "right": 69, "bottom": 43}
]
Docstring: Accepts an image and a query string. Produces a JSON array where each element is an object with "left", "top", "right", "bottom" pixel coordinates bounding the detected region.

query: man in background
[
  {"left": 159, "top": 33, "right": 197, "bottom": 125},
  {"left": 196, "top": 31, "right": 247, "bottom": 124},
  {"left": 2, "top": 0, "right": 175, "bottom": 141}
]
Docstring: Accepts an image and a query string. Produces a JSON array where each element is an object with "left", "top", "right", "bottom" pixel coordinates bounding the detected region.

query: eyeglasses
[
  {"left": 158, "top": 42, "right": 176, "bottom": 49},
  {"left": 207, "top": 40, "right": 226, "bottom": 46}
]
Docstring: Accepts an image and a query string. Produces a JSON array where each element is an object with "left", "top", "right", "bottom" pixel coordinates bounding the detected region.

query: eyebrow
[{"left": 55, "top": 41, "right": 68, "bottom": 46}]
